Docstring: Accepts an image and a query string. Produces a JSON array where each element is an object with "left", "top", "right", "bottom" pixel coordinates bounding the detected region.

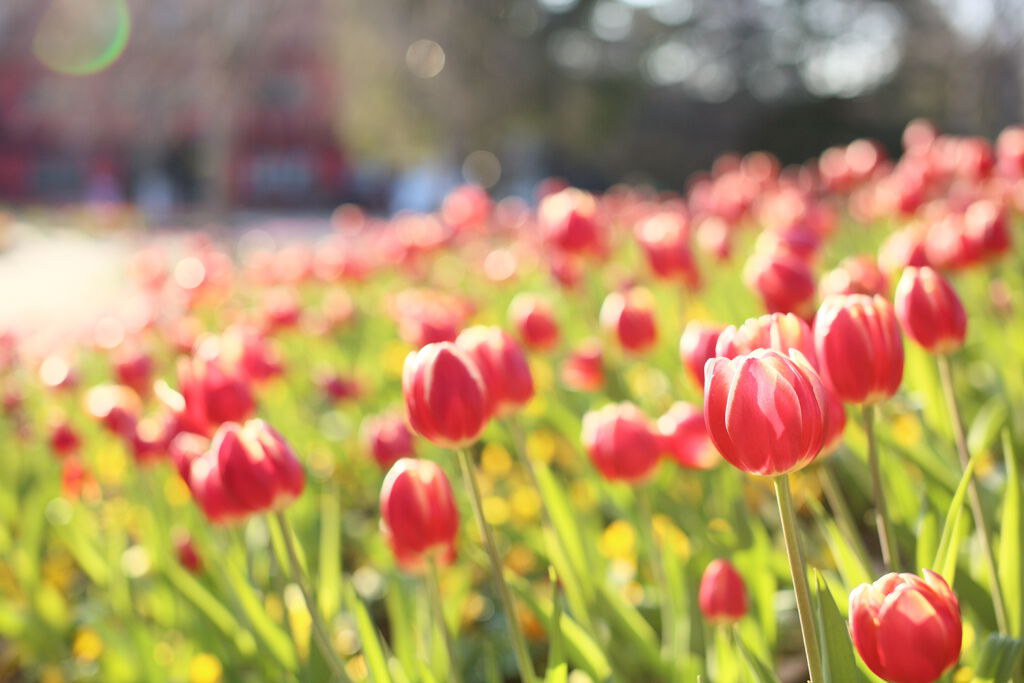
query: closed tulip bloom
[
  {"left": 209, "top": 419, "right": 305, "bottom": 517},
  {"left": 113, "top": 347, "right": 154, "bottom": 396},
  {"left": 159, "top": 355, "right": 256, "bottom": 437},
  {"left": 561, "top": 339, "right": 604, "bottom": 392},
  {"left": 963, "top": 199, "right": 1011, "bottom": 261},
  {"left": 715, "top": 312, "right": 817, "bottom": 367},
  {"left": 657, "top": 402, "right": 718, "bottom": 469},
  {"left": 175, "top": 533, "right": 202, "bottom": 573},
  {"left": 456, "top": 326, "right": 534, "bottom": 416},
  {"left": 698, "top": 559, "right": 748, "bottom": 623},
  {"left": 600, "top": 287, "right": 658, "bottom": 354},
  {"left": 743, "top": 250, "right": 816, "bottom": 317},
  {"left": 894, "top": 267, "right": 967, "bottom": 354},
  {"left": 819, "top": 255, "right": 889, "bottom": 300},
  {"left": 362, "top": 414, "right": 416, "bottom": 469},
  {"left": 581, "top": 403, "right": 661, "bottom": 483},
  {"left": 635, "top": 211, "right": 700, "bottom": 286},
  {"left": 403, "top": 342, "right": 490, "bottom": 448},
  {"left": 380, "top": 458, "right": 459, "bottom": 572},
  {"left": 849, "top": 570, "right": 962, "bottom": 683},
  {"left": 84, "top": 384, "right": 142, "bottom": 437},
  {"left": 679, "top": 320, "right": 726, "bottom": 389},
  {"left": 49, "top": 419, "right": 80, "bottom": 458},
  {"left": 508, "top": 294, "right": 560, "bottom": 351},
  {"left": 539, "top": 188, "right": 604, "bottom": 254},
  {"left": 814, "top": 294, "right": 904, "bottom": 404},
  {"left": 704, "top": 349, "right": 829, "bottom": 475}
]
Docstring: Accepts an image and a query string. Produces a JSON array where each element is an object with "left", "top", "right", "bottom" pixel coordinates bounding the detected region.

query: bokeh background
[{"left": 2, "top": 0, "right": 1024, "bottom": 220}]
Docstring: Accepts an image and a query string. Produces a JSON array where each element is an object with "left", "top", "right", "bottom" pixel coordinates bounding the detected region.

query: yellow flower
[
  {"left": 652, "top": 515, "right": 691, "bottom": 561},
  {"left": 72, "top": 628, "right": 103, "bottom": 661},
  {"left": 510, "top": 486, "right": 541, "bottom": 523},
  {"left": 890, "top": 412, "right": 922, "bottom": 449},
  {"left": 188, "top": 653, "right": 223, "bottom": 683},
  {"left": 164, "top": 476, "right": 192, "bottom": 507},
  {"left": 481, "top": 443, "right": 512, "bottom": 477},
  {"left": 598, "top": 520, "right": 636, "bottom": 559},
  {"left": 526, "top": 430, "right": 557, "bottom": 464},
  {"left": 483, "top": 496, "right": 510, "bottom": 526}
]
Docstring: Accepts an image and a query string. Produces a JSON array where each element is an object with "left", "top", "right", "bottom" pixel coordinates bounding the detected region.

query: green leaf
[
  {"left": 967, "top": 397, "right": 1008, "bottom": 459},
  {"left": 932, "top": 446, "right": 981, "bottom": 583},
  {"left": 163, "top": 562, "right": 257, "bottom": 657},
  {"left": 973, "top": 633, "right": 1024, "bottom": 683},
  {"left": 508, "top": 574, "right": 612, "bottom": 682},
  {"left": 999, "top": 430, "right": 1023, "bottom": 637},
  {"left": 814, "top": 572, "right": 867, "bottom": 683},
  {"left": 544, "top": 569, "right": 568, "bottom": 683},
  {"left": 594, "top": 582, "right": 662, "bottom": 677},
  {"left": 318, "top": 484, "right": 343, "bottom": 619},
  {"left": 733, "top": 628, "right": 780, "bottom": 683},
  {"left": 347, "top": 582, "right": 393, "bottom": 683},
  {"left": 915, "top": 510, "right": 938, "bottom": 579}
]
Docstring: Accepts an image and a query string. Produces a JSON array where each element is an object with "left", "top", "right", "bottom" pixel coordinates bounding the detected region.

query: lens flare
[{"left": 33, "top": 0, "right": 131, "bottom": 76}]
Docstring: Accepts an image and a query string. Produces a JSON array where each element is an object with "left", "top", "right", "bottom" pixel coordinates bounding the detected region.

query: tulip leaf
[
  {"left": 163, "top": 562, "right": 257, "bottom": 656},
  {"left": 915, "top": 510, "right": 938, "bottom": 580},
  {"left": 508, "top": 573, "right": 612, "bottom": 682},
  {"left": 347, "top": 581, "right": 393, "bottom": 683},
  {"left": 932, "top": 446, "right": 981, "bottom": 583},
  {"left": 972, "top": 633, "right": 1024, "bottom": 683},
  {"left": 966, "top": 397, "right": 1007, "bottom": 460},
  {"left": 318, "top": 484, "right": 343, "bottom": 620},
  {"left": 733, "top": 628, "right": 780, "bottom": 683},
  {"left": 814, "top": 572, "right": 867, "bottom": 683},
  {"left": 544, "top": 569, "right": 568, "bottom": 683},
  {"left": 594, "top": 582, "right": 663, "bottom": 677},
  {"left": 998, "top": 430, "right": 1023, "bottom": 637}
]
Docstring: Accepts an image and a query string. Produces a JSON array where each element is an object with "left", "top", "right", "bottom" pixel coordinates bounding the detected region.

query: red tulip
[
  {"left": 657, "top": 402, "right": 718, "bottom": 469},
  {"left": 508, "top": 294, "right": 560, "bottom": 351},
  {"left": 814, "top": 294, "right": 904, "bottom": 404},
  {"left": 188, "top": 419, "right": 305, "bottom": 523},
  {"left": 561, "top": 339, "right": 604, "bottom": 392},
  {"left": 698, "top": 559, "right": 747, "bottom": 624},
  {"left": 84, "top": 384, "right": 141, "bottom": 437},
  {"left": 634, "top": 211, "right": 700, "bottom": 286},
  {"left": 113, "top": 347, "right": 154, "bottom": 396},
  {"left": 392, "top": 289, "right": 471, "bottom": 347},
  {"left": 704, "top": 349, "right": 829, "bottom": 475},
  {"left": 175, "top": 533, "right": 202, "bottom": 573},
  {"left": 218, "top": 326, "right": 285, "bottom": 384},
  {"left": 362, "top": 414, "right": 416, "bottom": 469},
  {"left": 743, "top": 250, "right": 816, "bottom": 317},
  {"left": 49, "top": 419, "right": 80, "bottom": 458},
  {"left": 849, "top": 570, "right": 961, "bottom": 683},
  {"left": 539, "top": 188, "right": 604, "bottom": 255},
  {"left": 380, "top": 458, "right": 459, "bottom": 572},
  {"left": 679, "top": 321, "right": 725, "bottom": 389},
  {"left": 894, "top": 266, "right": 967, "bottom": 354},
  {"left": 318, "top": 373, "right": 361, "bottom": 403},
  {"left": 442, "top": 184, "right": 492, "bottom": 234},
  {"left": 403, "top": 342, "right": 490, "bottom": 448},
  {"left": 159, "top": 355, "right": 256, "bottom": 437},
  {"left": 600, "top": 287, "right": 658, "bottom": 354},
  {"left": 581, "top": 403, "right": 661, "bottom": 483},
  {"left": 819, "top": 255, "right": 889, "bottom": 300},
  {"left": 456, "top": 326, "right": 534, "bottom": 417},
  {"left": 964, "top": 199, "right": 1011, "bottom": 262},
  {"left": 821, "top": 386, "right": 848, "bottom": 455},
  {"left": 715, "top": 312, "right": 817, "bottom": 367}
]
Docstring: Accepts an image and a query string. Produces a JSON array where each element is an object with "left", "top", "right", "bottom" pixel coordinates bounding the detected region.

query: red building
[{"left": 0, "top": 0, "right": 348, "bottom": 208}]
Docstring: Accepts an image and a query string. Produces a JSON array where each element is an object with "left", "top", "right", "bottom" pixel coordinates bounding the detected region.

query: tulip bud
[
  {"left": 160, "top": 355, "right": 256, "bottom": 437},
  {"left": 403, "top": 342, "right": 490, "bottom": 448},
  {"left": 849, "top": 570, "right": 962, "bottom": 683},
  {"left": 894, "top": 267, "right": 967, "bottom": 354},
  {"left": 715, "top": 312, "right": 817, "bottom": 367},
  {"left": 657, "top": 402, "right": 718, "bottom": 470},
  {"left": 698, "top": 559, "right": 748, "bottom": 624},
  {"left": 964, "top": 199, "right": 1011, "bottom": 262},
  {"left": 581, "top": 403, "right": 661, "bottom": 483},
  {"left": 174, "top": 533, "right": 202, "bottom": 573},
  {"left": 819, "top": 255, "right": 889, "bottom": 300},
  {"left": 508, "top": 294, "right": 560, "bottom": 351},
  {"left": 113, "top": 347, "right": 154, "bottom": 396},
  {"left": 704, "top": 349, "right": 829, "bottom": 475},
  {"left": 539, "top": 188, "right": 604, "bottom": 255},
  {"left": 679, "top": 321, "right": 725, "bottom": 389},
  {"left": 561, "top": 339, "right": 604, "bottom": 392},
  {"left": 635, "top": 211, "right": 700, "bottom": 287},
  {"left": 362, "top": 414, "right": 416, "bottom": 469},
  {"left": 49, "top": 419, "right": 80, "bottom": 458},
  {"left": 814, "top": 294, "right": 904, "bottom": 404},
  {"left": 190, "top": 420, "right": 305, "bottom": 523},
  {"left": 600, "top": 287, "right": 658, "bottom": 354},
  {"left": 380, "top": 458, "right": 459, "bottom": 572},
  {"left": 457, "top": 326, "right": 534, "bottom": 417},
  {"left": 84, "top": 384, "right": 141, "bottom": 437},
  {"left": 318, "top": 372, "right": 361, "bottom": 403},
  {"left": 743, "top": 250, "right": 816, "bottom": 318}
]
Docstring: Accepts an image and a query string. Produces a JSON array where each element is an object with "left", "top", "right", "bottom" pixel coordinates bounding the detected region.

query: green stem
[
  {"left": 817, "top": 459, "right": 872, "bottom": 571},
  {"left": 635, "top": 484, "right": 676, "bottom": 662},
  {"left": 426, "top": 556, "right": 461, "bottom": 683},
  {"left": 863, "top": 404, "right": 899, "bottom": 571},
  {"left": 937, "top": 353, "right": 1008, "bottom": 633},
  {"left": 456, "top": 447, "right": 538, "bottom": 683},
  {"left": 272, "top": 511, "right": 350, "bottom": 682},
  {"left": 774, "top": 475, "right": 824, "bottom": 683}
]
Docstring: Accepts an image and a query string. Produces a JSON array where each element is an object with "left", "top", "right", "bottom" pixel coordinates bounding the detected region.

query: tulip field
[{"left": 6, "top": 120, "right": 1024, "bottom": 683}]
